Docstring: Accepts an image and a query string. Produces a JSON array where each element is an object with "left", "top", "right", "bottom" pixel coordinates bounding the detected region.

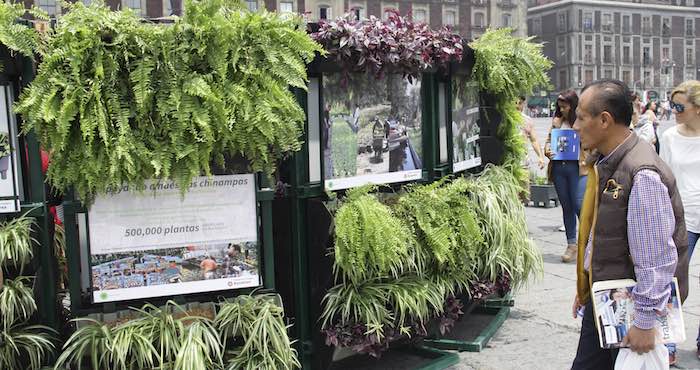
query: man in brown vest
[{"left": 570, "top": 79, "right": 689, "bottom": 369}]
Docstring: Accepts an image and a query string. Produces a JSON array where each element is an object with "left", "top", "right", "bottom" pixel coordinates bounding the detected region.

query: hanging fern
[
  {"left": 0, "top": 1, "right": 46, "bottom": 62},
  {"left": 16, "top": 0, "right": 323, "bottom": 202},
  {"left": 333, "top": 187, "right": 416, "bottom": 284}
]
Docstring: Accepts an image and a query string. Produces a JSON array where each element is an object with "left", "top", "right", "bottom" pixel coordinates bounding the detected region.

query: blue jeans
[{"left": 552, "top": 160, "right": 587, "bottom": 244}]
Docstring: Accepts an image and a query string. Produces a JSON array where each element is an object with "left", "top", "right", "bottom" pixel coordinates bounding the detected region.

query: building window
[
  {"left": 583, "top": 11, "right": 593, "bottom": 32},
  {"left": 687, "top": 48, "right": 694, "bottom": 65},
  {"left": 603, "top": 45, "right": 613, "bottom": 63},
  {"left": 319, "top": 6, "right": 331, "bottom": 20},
  {"left": 350, "top": 5, "right": 364, "bottom": 20},
  {"left": 279, "top": 1, "right": 293, "bottom": 13},
  {"left": 584, "top": 44, "right": 593, "bottom": 64},
  {"left": 383, "top": 4, "right": 398, "bottom": 20},
  {"left": 558, "top": 11, "right": 567, "bottom": 32},
  {"left": 623, "top": 46, "right": 631, "bottom": 65},
  {"left": 38, "top": 0, "right": 57, "bottom": 16},
  {"left": 474, "top": 12, "right": 485, "bottom": 28},
  {"left": 584, "top": 70, "right": 593, "bottom": 84},
  {"left": 532, "top": 17, "right": 541, "bottom": 34},
  {"left": 622, "top": 15, "right": 630, "bottom": 34},
  {"left": 444, "top": 9, "right": 457, "bottom": 26},
  {"left": 662, "top": 17, "right": 671, "bottom": 37},
  {"left": 662, "top": 47, "right": 670, "bottom": 62},
  {"left": 246, "top": 0, "right": 258, "bottom": 12},
  {"left": 557, "top": 36, "right": 567, "bottom": 59},
  {"left": 643, "top": 47, "right": 651, "bottom": 65},
  {"left": 123, "top": 0, "right": 142, "bottom": 16},
  {"left": 602, "top": 13, "right": 612, "bottom": 32},
  {"left": 502, "top": 13, "right": 511, "bottom": 28},
  {"left": 604, "top": 69, "right": 613, "bottom": 79},
  {"left": 687, "top": 19, "right": 695, "bottom": 37},
  {"left": 413, "top": 8, "right": 427, "bottom": 23},
  {"left": 622, "top": 70, "right": 631, "bottom": 85},
  {"left": 559, "top": 70, "right": 568, "bottom": 89},
  {"left": 642, "top": 16, "right": 651, "bottom": 34}
]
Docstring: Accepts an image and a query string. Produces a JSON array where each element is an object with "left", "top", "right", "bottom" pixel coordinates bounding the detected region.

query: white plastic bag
[{"left": 614, "top": 344, "right": 669, "bottom": 370}]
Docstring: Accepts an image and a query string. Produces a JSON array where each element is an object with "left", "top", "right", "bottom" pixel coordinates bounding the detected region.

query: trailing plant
[
  {"left": 311, "top": 10, "right": 462, "bottom": 80},
  {"left": 0, "top": 323, "right": 55, "bottom": 370},
  {"left": 468, "top": 28, "right": 552, "bottom": 194},
  {"left": 0, "top": 214, "right": 34, "bottom": 269},
  {"left": 469, "top": 28, "right": 552, "bottom": 102},
  {"left": 333, "top": 186, "right": 416, "bottom": 284},
  {"left": 16, "top": 0, "right": 323, "bottom": 201},
  {"left": 0, "top": 1, "right": 46, "bottom": 61},
  {"left": 218, "top": 294, "right": 300, "bottom": 370},
  {"left": 0, "top": 276, "right": 36, "bottom": 330},
  {"left": 0, "top": 132, "right": 9, "bottom": 157}
]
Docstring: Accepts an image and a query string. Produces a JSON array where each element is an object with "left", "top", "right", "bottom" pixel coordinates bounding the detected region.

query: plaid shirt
[{"left": 584, "top": 140, "right": 678, "bottom": 330}]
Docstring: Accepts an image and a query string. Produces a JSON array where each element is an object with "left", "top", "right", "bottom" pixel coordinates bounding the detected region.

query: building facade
[
  {"left": 528, "top": 0, "right": 700, "bottom": 98},
  {"left": 27, "top": 0, "right": 527, "bottom": 40}
]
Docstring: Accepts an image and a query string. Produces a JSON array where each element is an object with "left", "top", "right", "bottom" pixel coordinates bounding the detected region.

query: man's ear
[{"left": 600, "top": 111, "right": 614, "bottom": 129}]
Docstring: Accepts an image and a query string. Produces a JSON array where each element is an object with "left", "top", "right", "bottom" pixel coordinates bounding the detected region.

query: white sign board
[
  {"left": 0, "top": 85, "right": 21, "bottom": 213},
  {"left": 88, "top": 174, "right": 260, "bottom": 303}
]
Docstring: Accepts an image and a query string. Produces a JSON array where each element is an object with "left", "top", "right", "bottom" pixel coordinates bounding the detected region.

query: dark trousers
[
  {"left": 551, "top": 160, "right": 584, "bottom": 244},
  {"left": 572, "top": 301, "right": 619, "bottom": 370}
]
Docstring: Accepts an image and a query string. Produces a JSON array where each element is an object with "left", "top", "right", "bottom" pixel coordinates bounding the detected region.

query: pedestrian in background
[
  {"left": 643, "top": 100, "right": 661, "bottom": 153},
  {"left": 544, "top": 91, "right": 589, "bottom": 263},
  {"left": 571, "top": 79, "right": 688, "bottom": 370},
  {"left": 629, "top": 93, "right": 656, "bottom": 146},
  {"left": 660, "top": 80, "right": 700, "bottom": 362},
  {"left": 517, "top": 96, "right": 546, "bottom": 170}
]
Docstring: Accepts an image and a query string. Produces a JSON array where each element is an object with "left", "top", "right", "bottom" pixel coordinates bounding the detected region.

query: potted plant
[
  {"left": 529, "top": 173, "right": 558, "bottom": 208},
  {"left": 0, "top": 132, "right": 10, "bottom": 180}
]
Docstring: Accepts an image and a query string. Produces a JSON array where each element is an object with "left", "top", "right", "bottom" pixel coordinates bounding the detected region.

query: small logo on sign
[
  {"left": 227, "top": 281, "right": 234, "bottom": 287},
  {"left": 100, "top": 292, "right": 108, "bottom": 300}
]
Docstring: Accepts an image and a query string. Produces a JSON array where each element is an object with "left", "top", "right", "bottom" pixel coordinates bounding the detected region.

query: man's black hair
[{"left": 580, "top": 79, "right": 633, "bottom": 126}]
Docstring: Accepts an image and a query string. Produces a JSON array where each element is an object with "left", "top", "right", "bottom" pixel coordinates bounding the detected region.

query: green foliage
[
  {"left": 0, "top": 1, "right": 45, "bottom": 61},
  {"left": 0, "top": 324, "right": 55, "bottom": 370},
  {"left": 16, "top": 0, "right": 322, "bottom": 202},
  {"left": 217, "top": 294, "right": 300, "bottom": 370},
  {"left": 0, "top": 132, "right": 9, "bottom": 157},
  {"left": 333, "top": 186, "right": 416, "bottom": 284},
  {"left": 468, "top": 28, "right": 552, "bottom": 194},
  {"left": 0, "top": 215, "right": 34, "bottom": 270},
  {"left": 0, "top": 276, "right": 37, "bottom": 330},
  {"left": 469, "top": 28, "right": 552, "bottom": 102}
]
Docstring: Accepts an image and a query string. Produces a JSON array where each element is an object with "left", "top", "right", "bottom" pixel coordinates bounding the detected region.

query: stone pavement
[
  {"left": 447, "top": 116, "right": 700, "bottom": 370},
  {"left": 449, "top": 205, "right": 700, "bottom": 370}
]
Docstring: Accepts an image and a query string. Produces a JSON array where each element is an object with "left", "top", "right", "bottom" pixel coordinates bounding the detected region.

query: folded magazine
[{"left": 591, "top": 278, "right": 685, "bottom": 349}]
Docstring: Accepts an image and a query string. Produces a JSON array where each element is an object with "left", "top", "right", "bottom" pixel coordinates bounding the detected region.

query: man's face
[{"left": 573, "top": 88, "right": 605, "bottom": 151}]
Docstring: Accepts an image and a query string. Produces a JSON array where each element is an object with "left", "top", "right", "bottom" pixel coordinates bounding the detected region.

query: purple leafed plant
[
  {"left": 311, "top": 9, "right": 463, "bottom": 80},
  {"left": 322, "top": 320, "right": 427, "bottom": 358},
  {"left": 438, "top": 295, "right": 464, "bottom": 335}
]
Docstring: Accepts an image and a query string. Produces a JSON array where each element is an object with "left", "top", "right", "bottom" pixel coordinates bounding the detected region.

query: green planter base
[
  {"left": 483, "top": 292, "right": 514, "bottom": 309},
  {"left": 327, "top": 345, "right": 458, "bottom": 370},
  {"left": 424, "top": 305, "right": 510, "bottom": 352}
]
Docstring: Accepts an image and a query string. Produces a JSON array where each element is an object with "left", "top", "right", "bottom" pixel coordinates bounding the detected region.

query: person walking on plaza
[
  {"left": 570, "top": 79, "right": 688, "bottom": 370},
  {"left": 660, "top": 80, "right": 700, "bottom": 360},
  {"left": 517, "top": 96, "right": 546, "bottom": 170},
  {"left": 629, "top": 93, "right": 656, "bottom": 146},
  {"left": 643, "top": 100, "right": 661, "bottom": 153},
  {"left": 544, "top": 91, "right": 589, "bottom": 263}
]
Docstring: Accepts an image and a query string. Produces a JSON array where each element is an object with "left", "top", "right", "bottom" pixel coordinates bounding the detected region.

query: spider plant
[
  {"left": 54, "top": 318, "right": 115, "bottom": 370},
  {"left": 0, "top": 215, "right": 35, "bottom": 270},
  {"left": 217, "top": 294, "right": 300, "bottom": 370},
  {"left": 109, "top": 317, "right": 160, "bottom": 370},
  {"left": 0, "top": 323, "right": 55, "bottom": 370},
  {"left": 0, "top": 276, "right": 37, "bottom": 330},
  {"left": 173, "top": 320, "right": 223, "bottom": 370}
]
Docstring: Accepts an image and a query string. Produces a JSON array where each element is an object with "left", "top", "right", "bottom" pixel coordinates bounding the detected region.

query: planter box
[
  {"left": 423, "top": 305, "right": 510, "bottom": 352},
  {"left": 529, "top": 184, "right": 559, "bottom": 208},
  {"left": 328, "top": 345, "right": 458, "bottom": 370}
]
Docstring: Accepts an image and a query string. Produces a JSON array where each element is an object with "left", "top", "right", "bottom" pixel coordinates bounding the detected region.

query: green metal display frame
[
  {"left": 423, "top": 305, "right": 511, "bottom": 352},
  {"left": 327, "top": 345, "right": 459, "bottom": 370},
  {"left": 0, "top": 51, "right": 60, "bottom": 330}
]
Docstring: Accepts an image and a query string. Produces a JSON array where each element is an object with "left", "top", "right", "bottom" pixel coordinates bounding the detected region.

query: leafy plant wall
[
  {"left": 468, "top": 28, "right": 553, "bottom": 195},
  {"left": 321, "top": 166, "right": 543, "bottom": 357},
  {"left": 0, "top": 216, "right": 55, "bottom": 370},
  {"left": 10, "top": 0, "right": 322, "bottom": 202}
]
